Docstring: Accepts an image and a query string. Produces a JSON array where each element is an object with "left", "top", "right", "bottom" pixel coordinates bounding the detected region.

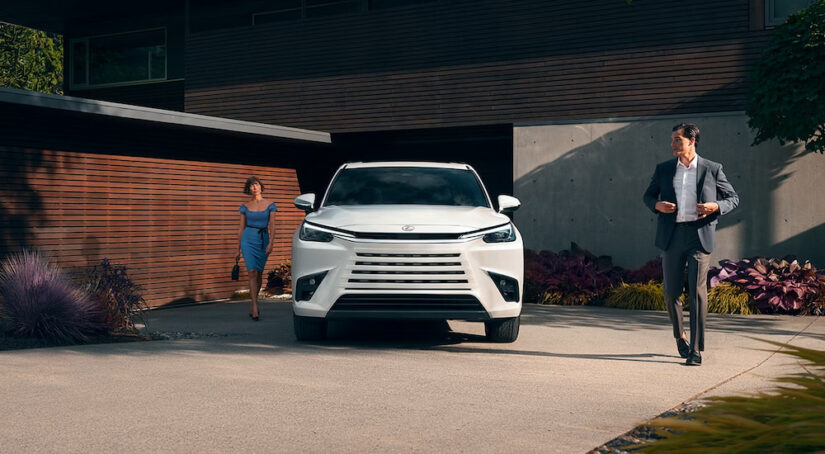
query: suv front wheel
[
  {"left": 294, "top": 314, "right": 327, "bottom": 341},
  {"left": 484, "top": 316, "right": 520, "bottom": 343}
]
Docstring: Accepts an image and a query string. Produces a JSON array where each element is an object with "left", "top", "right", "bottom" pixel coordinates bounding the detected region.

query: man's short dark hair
[
  {"left": 243, "top": 176, "right": 264, "bottom": 194},
  {"left": 672, "top": 123, "right": 700, "bottom": 148}
]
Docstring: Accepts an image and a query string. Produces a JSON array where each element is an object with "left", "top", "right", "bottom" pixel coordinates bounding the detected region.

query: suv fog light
[
  {"left": 487, "top": 271, "right": 519, "bottom": 302},
  {"left": 295, "top": 271, "right": 328, "bottom": 301}
]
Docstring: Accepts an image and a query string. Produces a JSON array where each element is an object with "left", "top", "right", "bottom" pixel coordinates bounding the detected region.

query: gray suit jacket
[{"left": 643, "top": 156, "right": 739, "bottom": 253}]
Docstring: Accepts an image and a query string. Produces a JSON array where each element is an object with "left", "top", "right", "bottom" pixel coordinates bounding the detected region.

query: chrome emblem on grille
[{"left": 401, "top": 225, "right": 415, "bottom": 231}]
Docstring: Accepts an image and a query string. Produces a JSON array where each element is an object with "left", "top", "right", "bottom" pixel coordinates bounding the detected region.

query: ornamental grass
[
  {"left": 605, "top": 282, "right": 666, "bottom": 311},
  {"left": 636, "top": 340, "right": 825, "bottom": 452},
  {"left": 0, "top": 250, "right": 106, "bottom": 343},
  {"left": 708, "top": 282, "right": 756, "bottom": 315}
]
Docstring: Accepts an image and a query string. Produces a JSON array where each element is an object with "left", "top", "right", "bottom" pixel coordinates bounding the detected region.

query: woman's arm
[
  {"left": 266, "top": 210, "right": 276, "bottom": 256},
  {"left": 236, "top": 212, "right": 245, "bottom": 261}
]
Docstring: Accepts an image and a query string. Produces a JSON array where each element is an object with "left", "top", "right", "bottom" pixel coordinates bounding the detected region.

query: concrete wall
[{"left": 513, "top": 112, "right": 825, "bottom": 268}]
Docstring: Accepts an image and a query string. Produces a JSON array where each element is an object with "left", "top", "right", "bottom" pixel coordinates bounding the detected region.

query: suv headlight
[
  {"left": 459, "top": 223, "right": 517, "bottom": 243},
  {"left": 483, "top": 224, "right": 517, "bottom": 243},
  {"left": 299, "top": 223, "right": 334, "bottom": 242}
]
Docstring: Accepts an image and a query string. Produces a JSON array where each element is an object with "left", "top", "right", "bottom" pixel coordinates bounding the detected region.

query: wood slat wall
[
  {"left": 0, "top": 146, "right": 303, "bottom": 307},
  {"left": 184, "top": 0, "right": 769, "bottom": 132}
]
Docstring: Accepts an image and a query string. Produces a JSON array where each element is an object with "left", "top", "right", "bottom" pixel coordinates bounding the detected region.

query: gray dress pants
[{"left": 662, "top": 223, "right": 711, "bottom": 352}]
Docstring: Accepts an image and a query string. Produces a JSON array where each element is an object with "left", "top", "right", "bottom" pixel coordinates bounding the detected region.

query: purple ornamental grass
[{"left": 0, "top": 250, "right": 105, "bottom": 343}]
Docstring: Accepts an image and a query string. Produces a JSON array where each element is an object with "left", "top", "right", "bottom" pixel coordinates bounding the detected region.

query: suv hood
[{"left": 305, "top": 205, "right": 510, "bottom": 234}]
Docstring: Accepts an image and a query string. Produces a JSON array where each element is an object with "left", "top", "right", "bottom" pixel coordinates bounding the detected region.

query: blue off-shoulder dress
[{"left": 239, "top": 202, "right": 278, "bottom": 271}]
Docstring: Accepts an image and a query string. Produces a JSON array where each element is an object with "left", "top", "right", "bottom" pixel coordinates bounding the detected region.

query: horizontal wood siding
[
  {"left": 0, "top": 104, "right": 320, "bottom": 307},
  {"left": 0, "top": 147, "right": 302, "bottom": 307},
  {"left": 184, "top": 0, "right": 770, "bottom": 132},
  {"left": 69, "top": 80, "right": 185, "bottom": 111}
]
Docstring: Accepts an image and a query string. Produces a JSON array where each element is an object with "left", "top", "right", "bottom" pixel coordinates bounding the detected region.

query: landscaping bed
[{"left": 526, "top": 243, "right": 825, "bottom": 316}]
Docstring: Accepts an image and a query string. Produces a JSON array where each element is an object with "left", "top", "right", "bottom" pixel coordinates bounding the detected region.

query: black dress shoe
[
  {"left": 676, "top": 338, "right": 690, "bottom": 358},
  {"left": 686, "top": 350, "right": 702, "bottom": 366}
]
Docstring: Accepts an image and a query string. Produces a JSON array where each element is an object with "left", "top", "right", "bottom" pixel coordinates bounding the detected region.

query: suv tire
[
  {"left": 485, "top": 316, "right": 520, "bottom": 343},
  {"left": 294, "top": 314, "right": 327, "bottom": 341}
]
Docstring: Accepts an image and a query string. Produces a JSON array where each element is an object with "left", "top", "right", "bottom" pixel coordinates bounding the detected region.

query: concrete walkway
[{"left": 1, "top": 301, "right": 822, "bottom": 453}]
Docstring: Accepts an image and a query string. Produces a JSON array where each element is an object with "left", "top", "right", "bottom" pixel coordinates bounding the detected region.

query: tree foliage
[
  {"left": 747, "top": 0, "right": 825, "bottom": 153},
  {"left": 0, "top": 23, "right": 63, "bottom": 95}
]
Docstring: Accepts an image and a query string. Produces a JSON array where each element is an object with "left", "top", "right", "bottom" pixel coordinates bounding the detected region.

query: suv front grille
[{"left": 345, "top": 252, "right": 470, "bottom": 291}]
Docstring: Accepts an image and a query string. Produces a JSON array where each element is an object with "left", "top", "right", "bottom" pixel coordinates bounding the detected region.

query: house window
[
  {"left": 70, "top": 28, "right": 167, "bottom": 89},
  {"left": 765, "top": 0, "right": 814, "bottom": 26}
]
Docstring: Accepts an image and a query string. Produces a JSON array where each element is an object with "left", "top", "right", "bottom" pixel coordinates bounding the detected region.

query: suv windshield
[{"left": 324, "top": 167, "right": 490, "bottom": 207}]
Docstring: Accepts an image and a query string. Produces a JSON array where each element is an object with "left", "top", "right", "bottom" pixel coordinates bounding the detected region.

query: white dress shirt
[{"left": 673, "top": 154, "right": 698, "bottom": 223}]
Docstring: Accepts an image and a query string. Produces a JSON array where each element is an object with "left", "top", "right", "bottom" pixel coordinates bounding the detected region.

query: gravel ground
[{"left": 589, "top": 401, "right": 707, "bottom": 453}]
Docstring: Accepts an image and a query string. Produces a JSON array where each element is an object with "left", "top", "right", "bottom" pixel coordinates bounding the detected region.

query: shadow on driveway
[{"left": 33, "top": 301, "right": 818, "bottom": 362}]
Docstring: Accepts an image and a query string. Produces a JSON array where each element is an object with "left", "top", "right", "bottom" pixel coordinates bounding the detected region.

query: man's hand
[
  {"left": 655, "top": 201, "right": 677, "bottom": 213},
  {"left": 696, "top": 202, "right": 719, "bottom": 219}
]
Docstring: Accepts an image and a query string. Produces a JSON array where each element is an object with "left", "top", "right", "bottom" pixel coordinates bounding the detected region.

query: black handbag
[{"left": 231, "top": 258, "right": 240, "bottom": 281}]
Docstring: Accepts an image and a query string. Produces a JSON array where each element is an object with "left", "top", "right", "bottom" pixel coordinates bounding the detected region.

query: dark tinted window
[
  {"left": 87, "top": 29, "right": 166, "bottom": 86},
  {"left": 324, "top": 167, "right": 489, "bottom": 207}
]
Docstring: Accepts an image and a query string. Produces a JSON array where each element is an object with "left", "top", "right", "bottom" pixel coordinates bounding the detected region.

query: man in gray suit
[{"left": 643, "top": 123, "right": 739, "bottom": 366}]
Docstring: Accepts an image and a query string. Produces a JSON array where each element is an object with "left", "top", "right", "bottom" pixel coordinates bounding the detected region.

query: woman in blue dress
[{"left": 235, "top": 176, "right": 277, "bottom": 320}]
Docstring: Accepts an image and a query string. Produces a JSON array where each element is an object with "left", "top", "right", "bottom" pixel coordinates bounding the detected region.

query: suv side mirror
[
  {"left": 497, "top": 195, "right": 521, "bottom": 213},
  {"left": 294, "top": 193, "right": 316, "bottom": 213}
]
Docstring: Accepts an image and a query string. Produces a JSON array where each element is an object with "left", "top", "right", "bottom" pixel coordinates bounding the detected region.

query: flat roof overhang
[{"left": 0, "top": 87, "right": 331, "bottom": 145}]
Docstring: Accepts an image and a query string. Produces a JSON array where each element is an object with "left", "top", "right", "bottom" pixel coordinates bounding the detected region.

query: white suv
[{"left": 291, "top": 162, "right": 523, "bottom": 342}]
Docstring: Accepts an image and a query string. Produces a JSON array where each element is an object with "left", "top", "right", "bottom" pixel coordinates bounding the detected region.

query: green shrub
[
  {"left": 637, "top": 341, "right": 825, "bottom": 452},
  {"left": 605, "top": 282, "right": 666, "bottom": 311},
  {"left": 747, "top": 0, "right": 825, "bottom": 154},
  {"left": 708, "top": 282, "right": 756, "bottom": 315}
]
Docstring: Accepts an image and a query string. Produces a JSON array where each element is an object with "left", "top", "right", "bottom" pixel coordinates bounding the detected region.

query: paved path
[{"left": 1, "top": 302, "right": 822, "bottom": 453}]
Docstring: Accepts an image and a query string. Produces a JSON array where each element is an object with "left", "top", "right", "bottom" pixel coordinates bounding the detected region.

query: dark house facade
[
  {"left": 2, "top": 0, "right": 823, "bottom": 303},
  {"left": 2, "top": 1, "right": 779, "bottom": 180},
  {"left": 2, "top": 0, "right": 780, "bottom": 125}
]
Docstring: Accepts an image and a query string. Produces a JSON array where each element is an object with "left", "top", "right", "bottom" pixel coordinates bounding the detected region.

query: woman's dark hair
[
  {"left": 672, "top": 123, "right": 700, "bottom": 148},
  {"left": 243, "top": 176, "right": 264, "bottom": 195}
]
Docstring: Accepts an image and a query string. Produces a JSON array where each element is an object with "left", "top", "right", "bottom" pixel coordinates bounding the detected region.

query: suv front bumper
[{"left": 291, "top": 232, "right": 523, "bottom": 320}]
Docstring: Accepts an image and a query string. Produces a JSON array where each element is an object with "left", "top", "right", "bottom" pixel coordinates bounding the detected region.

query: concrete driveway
[{"left": 1, "top": 301, "right": 823, "bottom": 453}]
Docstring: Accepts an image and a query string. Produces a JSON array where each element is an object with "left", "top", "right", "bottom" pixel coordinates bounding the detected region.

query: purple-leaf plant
[
  {"left": 524, "top": 244, "right": 623, "bottom": 305},
  {"left": 709, "top": 257, "right": 825, "bottom": 313}
]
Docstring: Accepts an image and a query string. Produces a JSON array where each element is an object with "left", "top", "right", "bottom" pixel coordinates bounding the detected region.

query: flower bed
[
  {"left": 525, "top": 246, "right": 825, "bottom": 315},
  {"left": 0, "top": 250, "right": 148, "bottom": 348}
]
